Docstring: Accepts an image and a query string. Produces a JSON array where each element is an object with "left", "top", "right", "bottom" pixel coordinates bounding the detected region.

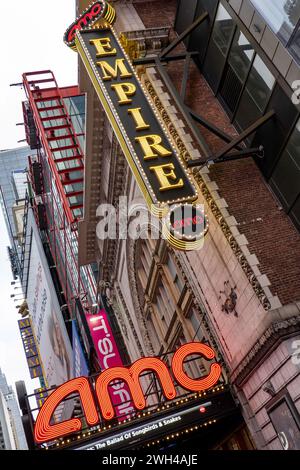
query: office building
[{"left": 0, "top": 368, "right": 27, "bottom": 449}]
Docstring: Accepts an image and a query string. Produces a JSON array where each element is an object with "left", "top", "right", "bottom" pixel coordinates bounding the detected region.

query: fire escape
[
  {"left": 23, "top": 70, "right": 84, "bottom": 225},
  {"left": 22, "top": 71, "right": 97, "bottom": 342}
]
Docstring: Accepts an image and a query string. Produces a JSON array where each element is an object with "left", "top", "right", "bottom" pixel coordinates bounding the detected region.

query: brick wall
[
  {"left": 134, "top": 0, "right": 300, "bottom": 306},
  {"left": 133, "top": 0, "right": 178, "bottom": 29}
]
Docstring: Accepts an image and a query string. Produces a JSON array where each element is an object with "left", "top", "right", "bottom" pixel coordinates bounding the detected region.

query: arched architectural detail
[{"left": 126, "top": 237, "right": 155, "bottom": 356}]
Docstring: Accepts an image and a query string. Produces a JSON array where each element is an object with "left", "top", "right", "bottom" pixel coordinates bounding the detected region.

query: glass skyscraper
[
  {"left": 0, "top": 147, "right": 36, "bottom": 277},
  {"left": 0, "top": 368, "right": 27, "bottom": 449}
]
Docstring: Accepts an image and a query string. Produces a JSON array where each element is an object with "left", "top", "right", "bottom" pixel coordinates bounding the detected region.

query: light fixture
[{"left": 262, "top": 381, "right": 276, "bottom": 397}]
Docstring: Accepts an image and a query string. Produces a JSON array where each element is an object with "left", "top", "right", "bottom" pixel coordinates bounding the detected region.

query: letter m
[
  {"left": 34, "top": 377, "right": 99, "bottom": 444},
  {"left": 96, "top": 59, "right": 132, "bottom": 81},
  {"left": 78, "top": 12, "right": 93, "bottom": 29},
  {"left": 95, "top": 358, "right": 176, "bottom": 420}
]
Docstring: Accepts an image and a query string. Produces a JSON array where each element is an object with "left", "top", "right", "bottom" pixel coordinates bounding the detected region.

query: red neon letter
[
  {"left": 34, "top": 377, "right": 99, "bottom": 444},
  {"left": 172, "top": 342, "right": 222, "bottom": 392},
  {"left": 95, "top": 358, "right": 176, "bottom": 420}
]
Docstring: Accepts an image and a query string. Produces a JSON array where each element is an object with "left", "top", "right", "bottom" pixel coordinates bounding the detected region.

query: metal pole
[
  {"left": 159, "top": 12, "right": 209, "bottom": 58},
  {"left": 213, "top": 110, "right": 275, "bottom": 160}
]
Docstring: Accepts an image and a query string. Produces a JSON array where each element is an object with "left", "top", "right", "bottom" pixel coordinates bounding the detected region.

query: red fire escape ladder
[{"left": 22, "top": 70, "right": 84, "bottom": 224}]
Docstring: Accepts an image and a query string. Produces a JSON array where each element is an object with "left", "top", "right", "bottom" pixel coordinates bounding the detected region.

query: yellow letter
[
  {"left": 111, "top": 83, "right": 136, "bottom": 105},
  {"left": 135, "top": 135, "right": 172, "bottom": 160},
  {"left": 90, "top": 37, "right": 116, "bottom": 57},
  {"left": 128, "top": 108, "right": 150, "bottom": 131},
  {"left": 97, "top": 59, "right": 132, "bottom": 81},
  {"left": 149, "top": 163, "right": 184, "bottom": 192}
]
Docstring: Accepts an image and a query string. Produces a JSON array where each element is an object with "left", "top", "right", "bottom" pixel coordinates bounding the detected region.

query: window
[
  {"left": 289, "top": 24, "right": 300, "bottom": 61},
  {"left": 270, "top": 118, "right": 300, "bottom": 209},
  {"left": 188, "top": 307, "right": 205, "bottom": 341},
  {"left": 228, "top": 31, "right": 255, "bottom": 83},
  {"left": 156, "top": 281, "right": 176, "bottom": 324},
  {"left": 234, "top": 54, "right": 275, "bottom": 131},
  {"left": 64, "top": 95, "right": 86, "bottom": 150},
  {"left": 167, "top": 256, "right": 184, "bottom": 293},
  {"left": 211, "top": 4, "right": 235, "bottom": 56},
  {"left": 245, "top": 55, "right": 275, "bottom": 112},
  {"left": 219, "top": 30, "right": 254, "bottom": 113},
  {"left": 250, "top": 0, "right": 300, "bottom": 45},
  {"left": 266, "top": 391, "right": 300, "bottom": 450},
  {"left": 203, "top": 3, "right": 235, "bottom": 92}
]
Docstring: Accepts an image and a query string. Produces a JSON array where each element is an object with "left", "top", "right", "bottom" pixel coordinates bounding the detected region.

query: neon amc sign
[
  {"left": 34, "top": 342, "right": 222, "bottom": 444},
  {"left": 63, "top": 1, "right": 116, "bottom": 50}
]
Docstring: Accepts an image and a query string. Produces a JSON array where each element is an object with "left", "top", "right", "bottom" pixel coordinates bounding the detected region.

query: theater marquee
[
  {"left": 64, "top": 3, "right": 209, "bottom": 251},
  {"left": 34, "top": 342, "right": 222, "bottom": 445}
]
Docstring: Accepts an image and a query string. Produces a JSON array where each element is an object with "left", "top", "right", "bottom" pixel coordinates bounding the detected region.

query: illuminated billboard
[{"left": 26, "top": 216, "right": 74, "bottom": 389}]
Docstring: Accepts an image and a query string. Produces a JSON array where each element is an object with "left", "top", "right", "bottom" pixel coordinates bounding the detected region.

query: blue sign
[{"left": 72, "top": 321, "right": 89, "bottom": 377}]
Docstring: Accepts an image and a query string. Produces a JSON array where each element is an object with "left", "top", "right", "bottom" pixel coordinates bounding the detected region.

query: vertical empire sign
[
  {"left": 64, "top": 1, "right": 208, "bottom": 251},
  {"left": 75, "top": 27, "right": 198, "bottom": 214}
]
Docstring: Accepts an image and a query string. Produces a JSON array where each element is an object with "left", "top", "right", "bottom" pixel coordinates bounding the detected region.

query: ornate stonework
[{"left": 102, "top": 136, "right": 128, "bottom": 284}]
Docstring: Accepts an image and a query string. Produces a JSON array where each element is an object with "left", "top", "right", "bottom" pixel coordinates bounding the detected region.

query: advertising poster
[
  {"left": 86, "top": 310, "right": 135, "bottom": 419},
  {"left": 26, "top": 219, "right": 74, "bottom": 389}
]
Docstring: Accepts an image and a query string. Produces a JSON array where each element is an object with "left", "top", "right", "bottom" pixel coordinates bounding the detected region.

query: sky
[{"left": 0, "top": 0, "right": 78, "bottom": 397}]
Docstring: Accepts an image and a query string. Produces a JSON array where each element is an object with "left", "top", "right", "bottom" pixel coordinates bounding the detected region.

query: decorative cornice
[
  {"left": 143, "top": 76, "right": 271, "bottom": 312},
  {"left": 232, "top": 315, "right": 300, "bottom": 387},
  {"left": 102, "top": 137, "right": 128, "bottom": 282},
  {"left": 119, "top": 27, "right": 170, "bottom": 60}
]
